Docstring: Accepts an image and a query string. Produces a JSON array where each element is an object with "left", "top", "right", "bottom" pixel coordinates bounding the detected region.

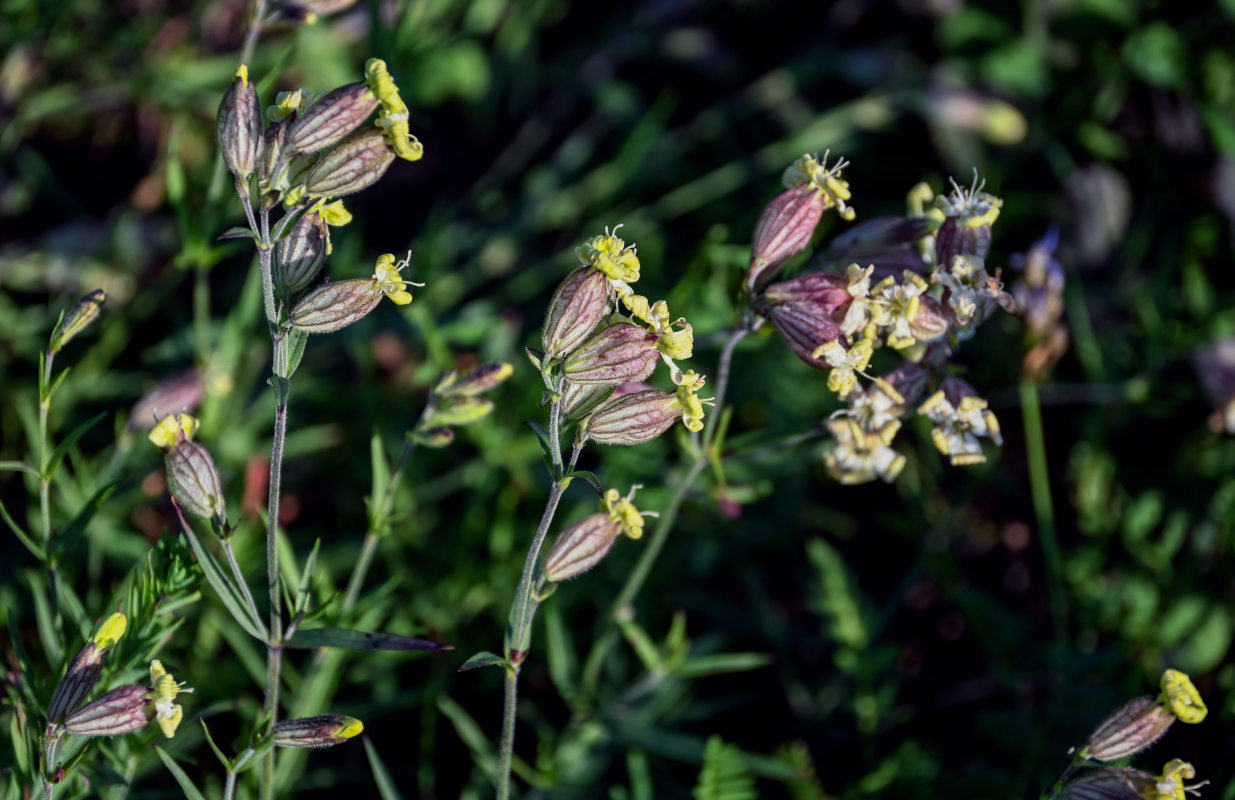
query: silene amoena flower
[
  {"left": 917, "top": 382, "right": 1002, "bottom": 466},
  {"left": 932, "top": 253, "right": 1015, "bottom": 330},
  {"left": 783, "top": 151, "right": 857, "bottom": 222},
  {"left": 577, "top": 225, "right": 641, "bottom": 288},
  {"left": 823, "top": 416, "right": 905, "bottom": 485},
  {"left": 870, "top": 270, "right": 930, "bottom": 350},
  {"left": 813, "top": 338, "right": 873, "bottom": 398}
]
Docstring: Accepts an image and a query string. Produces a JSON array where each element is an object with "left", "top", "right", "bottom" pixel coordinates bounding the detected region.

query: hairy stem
[
  {"left": 261, "top": 383, "right": 287, "bottom": 800},
  {"left": 497, "top": 402, "right": 568, "bottom": 799},
  {"left": 238, "top": 0, "right": 268, "bottom": 69},
  {"left": 37, "top": 350, "right": 61, "bottom": 631}
]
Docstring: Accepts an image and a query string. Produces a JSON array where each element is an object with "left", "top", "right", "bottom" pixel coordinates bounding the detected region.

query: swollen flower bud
[
  {"left": 273, "top": 714, "right": 364, "bottom": 748},
  {"left": 217, "top": 66, "right": 263, "bottom": 179},
  {"left": 290, "top": 279, "right": 382, "bottom": 333},
  {"left": 423, "top": 397, "right": 494, "bottom": 427},
  {"left": 63, "top": 684, "right": 150, "bottom": 737},
  {"left": 304, "top": 128, "right": 396, "bottom": 197},
  {"left": 756, "top": 273, "right": 850, "bottom": 369},
  {"left": 47, "top": 613, "right": 127, "bottom": 723},
  {"left": 747, "top": 184, "right": 827, "bottom": 290},
  {"left": 166, "top": 437, "right": 226, "bottom": 522},
  {"left": 1060, "top": 767, "right": 1158, "bottom": 800},
  {"left": 435, "top": 363, "right": 514, "bottom": 397},
  {"left": 562, "top": 323, "right": 660, "bottom": 385},
  {"left": 275, "top": 210, "right": 329, "bottom": 296},
  {"left": 542, "top": 266, "right": 612, "bottom": 358},
  {"left": 286, "top": 82, "right": 379, "bottom": 155},
  {"left": 543, "top": 513, "right": 622, "bottom": 582},
  {"left": 50, "top": 289, "right": 106, "bottom": 353},
  {"left": 583, "top": 390, "right": 683, "bottom": 446},
  {"left": 560, "top": 380, "right": 614, "bottom": 422},
  {"left": 1082, "top": 696, "right": 1176, "bottom": 762}
]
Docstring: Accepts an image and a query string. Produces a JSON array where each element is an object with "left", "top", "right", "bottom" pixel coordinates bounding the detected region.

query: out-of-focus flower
[
  {"left": 1010, "top": 230, "right": 1069, "bottom": 380},
  {"left": 933, "top": 172, "right": 1002, "bottom": 266},
  {"left": 128, "top": 370, "right": 203, "bottom": 431},
  {"left": 813, "top": 339, "right": 872, "bottom": 398},
  {"left": 932, "top": 254, "right": 1015, "bottom": 331},
  {"left": 870, "top": 270, "right": 930, "bottom": 350},
  {"left": 1060, "top": 766, "right": 1158, "bottom": 800},
  {"left": 842, "top": 377, "right": 906, "bottom": 433},
  {"left": 918, "top": 378, "right": 1002, "bottom": 466},
  {"left": 1191, "top": 338, "right": 1235, "bottom": 434},
  {"left": 823, "top": 416, "right": 905, "bottom": 485},
  {"left": 1066, "top": 163, "right": 1131, "bottom": 269}
]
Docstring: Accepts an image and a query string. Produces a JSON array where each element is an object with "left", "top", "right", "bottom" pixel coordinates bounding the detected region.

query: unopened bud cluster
[
  {"left": 272, "top": 714, "right": 364, "bottom": 748},
  {"left": 745, "top": 157, "right": 1020, "bottom": 484},
  {"left": 409, "top": 362, "right": 514, "bottom": 447},
  {"left": 535, "top": 226, "right": 711, "bottom": 446},
  {"left": 1055, "top": 670, "right": 1208, "bottom": 800},
  {"left": 217, "top": 59, "right": 426, "bottom": 332}
]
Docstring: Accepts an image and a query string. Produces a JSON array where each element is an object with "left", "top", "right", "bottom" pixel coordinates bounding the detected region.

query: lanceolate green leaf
[
  {"left": 178, "top": 515, "right": 268, "bottom": 643},
  {"left": 44, "top": 411, "right": 107, "bottom": 481},
  {"left": 285, "top": 626, "right": 450, "bottom": 652},
  {"left": 154, "top": 746, "right": 209, "bottom": 800}
]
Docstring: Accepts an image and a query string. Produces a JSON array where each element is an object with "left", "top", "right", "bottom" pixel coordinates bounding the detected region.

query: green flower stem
[
  {"left": 239, "top": 0, "right": 268, "bottom": 71},
  {"left": 37, "top": 349, "right": 61, "bottom": 632},
  {"left": 497, "top": 404, "right": 572, "bottom": 800},
  {"left": 262, "top": 373, "right": 287, "bottom": 800},
  {"left": 1019, "top": 376, "right": 1066, "bottom": 645},
  {"left": 343, "top": 415, "right": 425, "bottom": 613},
  {"left": 579, "top": 321, "right": 748, "bottom": 702}
]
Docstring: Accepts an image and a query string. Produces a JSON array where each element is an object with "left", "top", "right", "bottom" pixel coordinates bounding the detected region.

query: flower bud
[
  {"left": 47, "top": 613, "right": 127, "bottom": 724},
  {"left": 304, "top": 128, "right": 396, "bottom": 197},
  {"left": 583, "top": 390, "right": 682, "bottom": 446},
  {"left": 259, "top": 122, "right": 289, "bottom": 205},
  {"left": 933, "top": 173, "right": 1002, "bottom": 266},
  {"left": 217, "top": 66, "right": 263, "bottom": 179},
  {"left": 63, "top": 685, "right": 150, "bottom": 737},
  {"left": 560, "top": 379, "right": 614, "bottom": 422},
  {"left": 424, "top": 397, "right": 494, "bottom": 427},
  {"left": 286, "top": 82, "right": 380, "bottom": 155},
  {"left": 543, "top": 513, "right": 622, "bottom": 582},
  {"left": 275, "top": 210, "right": 329, "bottom": 296},
  {"left": 413, "top": 427, "right": 455, "bottom": 447},
  {"left": 50, "top": 289, "right": 106, "bottom": 353},
  {"left": 1060, "top": 766, "right": 1157, "bottom": 800},
  {"left": 289, "top": 278, "right": 383, "bottom": 333},
  {"left": 879, "top": 362, "right": 929, "bottom": 408},
  {"left": 1083, "top": 696, "right": 1176, "bottom": 762},
  {"left": 747, "top": 184, "right": 827, "bottom": 290},
  {"left": 756, "top": 273, "right": 850, "bottom": 370},
  {"left": 542, "top": 266, "right": 611, "bottom": 358},
  {"left": 166, "top": 438, "right": 226, "bottom": 522},
  {"left": 562, "top": 323, "right": 660, "bottom": 386},
  {"left": 272, "top": 714, "right": 364, "bottom": 748},
  {"left": 435, "top": 363, "right": 513, "bottom": 397}
]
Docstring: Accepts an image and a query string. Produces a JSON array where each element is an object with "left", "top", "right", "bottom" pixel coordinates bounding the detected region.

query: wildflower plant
[
  {"left": 1045, "top": 670, "right": 1209, "bottom": 800},
  {"left": 463, "top": 227, "right": 707, "bottom": 798}
]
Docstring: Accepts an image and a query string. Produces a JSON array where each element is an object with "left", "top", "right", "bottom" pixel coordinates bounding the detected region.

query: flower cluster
[
  {"left": 216, "top": 59, "right": 426, "bottom": 334},
  {"left": 1054, "top": 669, "right": 1208, "bottom": 800},
  {"left": 747, "top": 159, "right": 1019, "bottom": 484},
  {"left": 48, "top": 613, "right": 195, "bottom": 741},
  {"left": 536, "top": 227, "right": 710, "bottom": 446}
]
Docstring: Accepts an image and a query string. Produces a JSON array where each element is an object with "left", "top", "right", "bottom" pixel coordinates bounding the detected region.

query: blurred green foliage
[{"left": 3, "top": 0, "right": 1235, "bottom": 797}]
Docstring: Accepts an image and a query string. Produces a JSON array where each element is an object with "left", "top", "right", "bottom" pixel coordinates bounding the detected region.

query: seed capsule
[{"left": 560, "top": 379, "right": 615, "bottom": 422}]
